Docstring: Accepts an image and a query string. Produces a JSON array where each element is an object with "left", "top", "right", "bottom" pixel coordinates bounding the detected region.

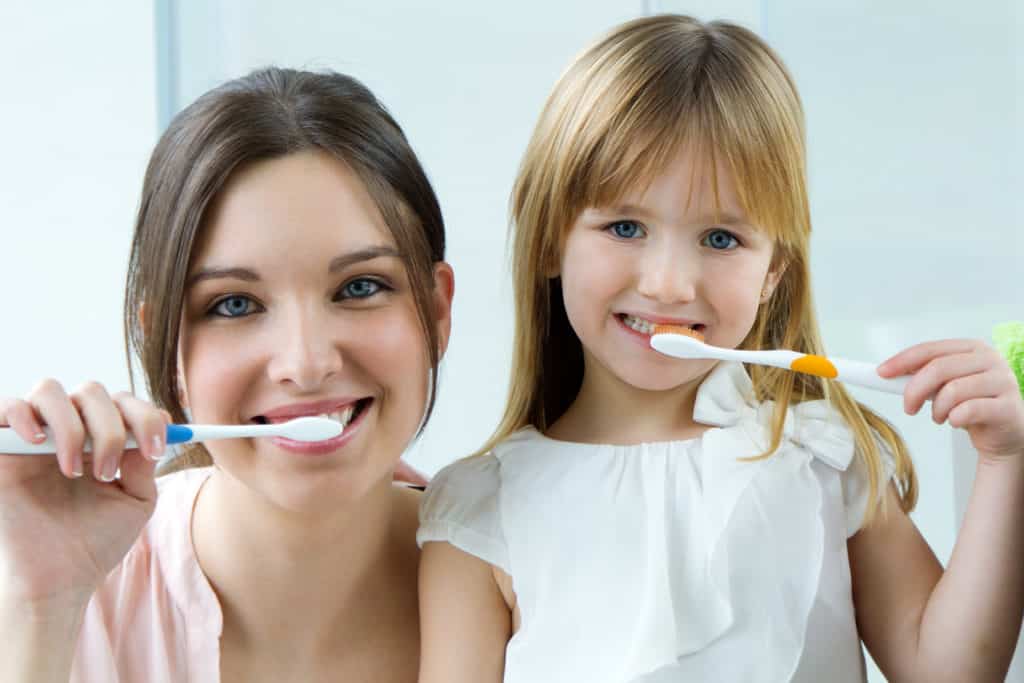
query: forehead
[
  {"left": 591, "top": 145, "right": 749, "bottom": 226},
  {"left": 191, "top": 150, "right": 396, "bottom": 269}
]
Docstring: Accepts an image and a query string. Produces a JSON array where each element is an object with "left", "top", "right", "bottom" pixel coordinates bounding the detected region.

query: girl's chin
[{"left": 617, "top": 363, "right": 716, "bottom": 393}]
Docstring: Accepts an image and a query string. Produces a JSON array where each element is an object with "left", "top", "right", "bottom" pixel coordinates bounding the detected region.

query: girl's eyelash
[
  {"left": 703, "top": 228, "right": 743, "bottom": 249},
  {"left": 604, "top": 220, "right": 646, "bottom": 239}
]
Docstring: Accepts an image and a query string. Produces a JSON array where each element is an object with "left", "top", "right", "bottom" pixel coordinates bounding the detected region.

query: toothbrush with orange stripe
[{"left": 649, "top": 325, "right": 910, "bottom": 395}]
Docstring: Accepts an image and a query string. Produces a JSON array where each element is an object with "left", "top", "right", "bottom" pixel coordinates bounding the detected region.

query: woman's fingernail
[
  {"left": 33, "top": 432, "right": 47, "bottom": 442},
  {"left": 100, "top": 459, "right": 118, "bottom": 482},
  {"left": 150, "top": 435, "right": 164, "bottom": 461}
]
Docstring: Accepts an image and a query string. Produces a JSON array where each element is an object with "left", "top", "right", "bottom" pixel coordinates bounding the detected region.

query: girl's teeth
[{"left": 622, "top": 315, "right": 655, "bottom": 335}]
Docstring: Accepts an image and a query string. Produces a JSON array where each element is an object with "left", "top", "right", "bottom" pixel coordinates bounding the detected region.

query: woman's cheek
[{"left": 182, "top": 334, "right": 254, "bottom": 422}]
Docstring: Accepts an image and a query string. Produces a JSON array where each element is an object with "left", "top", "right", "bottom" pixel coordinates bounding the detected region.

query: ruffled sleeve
[
  {"left": 417, "top": 454, "right": 509, "bottom": 572},
  {"left": 841, "top": 433, "right": 898, "bottom": 537}
]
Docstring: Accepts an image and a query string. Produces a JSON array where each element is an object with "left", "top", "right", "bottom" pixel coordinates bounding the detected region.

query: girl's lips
[{"left": 269, "top": 399, "right": 371, "bottom": 456}]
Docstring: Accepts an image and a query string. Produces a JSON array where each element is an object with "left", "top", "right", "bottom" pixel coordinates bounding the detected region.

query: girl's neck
[
  {"left": 547, "top": 359, "right": 709, "bottom": 445},
  {"left": 191, "top": 468, "right": 420, "bottom": 660}
]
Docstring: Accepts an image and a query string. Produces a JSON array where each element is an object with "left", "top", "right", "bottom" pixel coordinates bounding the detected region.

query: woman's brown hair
[{"left": 124, "top": 67, "right": 446, "bottom": 472}]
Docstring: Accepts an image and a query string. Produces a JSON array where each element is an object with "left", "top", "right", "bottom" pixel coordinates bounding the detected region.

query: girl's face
[
  {"left": 558, "top": 147, "right": 782, "bottom": 393},
  {"left": 179, "top": 150, "right": 452, "bottom": 512}
]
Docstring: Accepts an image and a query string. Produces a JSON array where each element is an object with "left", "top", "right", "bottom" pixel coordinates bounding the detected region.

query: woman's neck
[{"left": 191, "top": 469, "right": 420, "bottom": 662}]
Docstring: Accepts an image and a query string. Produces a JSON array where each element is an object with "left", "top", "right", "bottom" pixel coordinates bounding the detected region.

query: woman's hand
[
  {"left": 0, "top": 379, "right": 168, "bottom": 609},
  {"left": 878, "top": 338, "right": 1024, "bottom": 463}
]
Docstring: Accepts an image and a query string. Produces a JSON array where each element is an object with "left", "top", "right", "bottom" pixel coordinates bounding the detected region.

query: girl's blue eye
[
  {"left": 210, "top": 295, "right": 259, "bottom": 318},
  {"left": 703, "top": 229, "right": 739, "bottom": 250},
  {"left": 340, "top": 278, "right": 384, "bottom": 299},
  {"left": 608, "top": 220, "right": 644, "bottom": 239}
]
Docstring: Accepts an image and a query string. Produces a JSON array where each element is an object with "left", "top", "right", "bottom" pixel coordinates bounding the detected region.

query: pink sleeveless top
[{"left": 71, "top": 467, "right": 221, "bottom": 683}]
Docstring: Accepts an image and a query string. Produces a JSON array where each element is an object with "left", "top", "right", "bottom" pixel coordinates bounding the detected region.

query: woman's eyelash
[
  {"left": 335, "top": 276, "right": 394, "bottom": 300},
  {"left": 206, "top": 294, "right": 262, "bottom": 318}
]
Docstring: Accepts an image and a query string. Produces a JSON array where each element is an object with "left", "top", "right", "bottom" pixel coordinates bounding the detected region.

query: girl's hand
[
  {"left": 878, "top": 339, "right": 1024, "bottom": 463},
  {"left": 0, "top": 380, "right": 168, "bottom": 609},
  {"left": 393, "top": 459, "right": 429, "bottom": 487}
]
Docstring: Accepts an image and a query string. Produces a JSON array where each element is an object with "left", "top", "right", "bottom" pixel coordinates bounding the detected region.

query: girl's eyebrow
[
  {"left": 597, "top": 204, "right": 751, "bottom": 226},
  {"left": 186, "top": 245, "right": 402, "bottom": 289}
]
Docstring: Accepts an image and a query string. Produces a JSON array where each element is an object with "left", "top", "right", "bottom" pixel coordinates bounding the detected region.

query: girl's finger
[
  {"left": 902, "top": 351, "right": 990, "bottom": 416},
  {"left": 393, "top": 459, "right": 430, "bottom": 487},
  {"left": 931, "top": 369, "right": 1002, "bottom": 425},
  {"left": 111, "top": 392, "right": 168, "bottom": 463},
  {"left": 947, "top": 396, "right": 1016, "bottom": 433},
  {"left": 27, "top": 379, "right": 86, "bottom": 478},
  {"left": 878, "top": 338, "right": 984, "bottom": 378},
  {"left": 71, "top": 382, "right": 128, "bottom": 483},
  {"left": 0, "top": 398, "right": 47, "bottom": 446}
]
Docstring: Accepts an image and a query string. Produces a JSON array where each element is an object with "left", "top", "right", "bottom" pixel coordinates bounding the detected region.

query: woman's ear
[
  {"left": 175, "top": 334, "right": 190, "bottom": 410},
  {"left": 432, "top": 262, "right": 455, "bottom": 358}
]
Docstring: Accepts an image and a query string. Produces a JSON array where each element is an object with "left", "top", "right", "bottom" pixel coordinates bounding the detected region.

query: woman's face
[{"left": 179, "top": 150, "right": 452, "bottom": 512}]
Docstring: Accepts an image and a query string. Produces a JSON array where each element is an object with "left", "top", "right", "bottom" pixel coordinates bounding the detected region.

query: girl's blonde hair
[{"left": 482, "top": 14, "right": 916, "bottom": 524}]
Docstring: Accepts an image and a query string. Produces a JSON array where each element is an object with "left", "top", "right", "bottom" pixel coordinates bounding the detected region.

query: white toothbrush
[
  {"left": 650, "top": 326, "right": 910, "bottom": 395},
  {"left": 0, "top": 417, "right": 343, "bottom": 455}
]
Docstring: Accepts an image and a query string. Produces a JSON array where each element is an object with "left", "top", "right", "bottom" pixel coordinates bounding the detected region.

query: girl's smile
[{"left": 557, "top": 147, "right": 782, "bottom": 400}]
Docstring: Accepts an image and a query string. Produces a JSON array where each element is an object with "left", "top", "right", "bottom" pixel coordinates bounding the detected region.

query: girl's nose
[
  {"left": 636, "top": 245, "right": 698, "bottom": 304},
  {"left": 265, "top": 308, "right": 344, "bottom": 391}
]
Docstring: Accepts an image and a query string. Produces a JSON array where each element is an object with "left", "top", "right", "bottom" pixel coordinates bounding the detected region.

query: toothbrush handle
[
  {"left": 0, "top": 424, "right": 193, "bottom": 455},
  {"left": 831, "top": 358, "right": 909, "bottom": 395}
]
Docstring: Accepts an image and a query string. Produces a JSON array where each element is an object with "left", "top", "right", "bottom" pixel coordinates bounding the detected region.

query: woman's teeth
[
  {"left": 324, "top": 405, "right": 356, "bottom": 428},
  {"left": 263, "top": 403, "right": 360, "bottom": 429}
]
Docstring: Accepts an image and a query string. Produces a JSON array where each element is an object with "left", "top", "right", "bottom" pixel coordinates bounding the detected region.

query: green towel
[{"left": 993, "top": 321, "right": 1024, "bottom": 399}]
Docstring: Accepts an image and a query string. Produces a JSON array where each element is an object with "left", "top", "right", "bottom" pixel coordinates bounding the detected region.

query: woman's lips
[{"left": 269, "top": 399, "right": 371, "bottom": 456}]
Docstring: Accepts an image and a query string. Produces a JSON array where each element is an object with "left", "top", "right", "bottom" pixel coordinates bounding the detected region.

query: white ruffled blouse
[{"left": 418, "top": 361, "right": 892, "bottom": 682}]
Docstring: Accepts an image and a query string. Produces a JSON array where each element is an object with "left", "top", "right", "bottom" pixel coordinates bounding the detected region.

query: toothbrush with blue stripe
[{"left": 0, "top": 416, "right": 343, "bottom": 455}]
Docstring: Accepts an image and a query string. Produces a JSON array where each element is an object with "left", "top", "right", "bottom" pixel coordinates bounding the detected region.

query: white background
[{"left": 0, "top": 1, "right": 1020, "bottom": 679}]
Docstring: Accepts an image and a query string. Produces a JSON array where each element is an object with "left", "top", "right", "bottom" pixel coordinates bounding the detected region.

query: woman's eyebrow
[
  {"left": 186, "top": 246, "right": 402, "bottom": 289},
  {"left": 186, "top": 266, "right": 259, "bottom": 288},
  {"left": 328, "top": 245, "right": 401, "bottom": 273}
]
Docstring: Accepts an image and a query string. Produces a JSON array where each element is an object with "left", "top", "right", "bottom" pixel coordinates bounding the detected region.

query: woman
[{"left": 0, "top": 67, "right": 453, "bottom": 682}]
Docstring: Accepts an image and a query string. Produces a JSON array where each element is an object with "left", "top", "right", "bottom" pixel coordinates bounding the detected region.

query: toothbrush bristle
[
  {"left": 283, "top": 416, "right": 344, "bottom": 442},
  {"left": 651, "top": 324, "right": 705, "bottom": 342}
]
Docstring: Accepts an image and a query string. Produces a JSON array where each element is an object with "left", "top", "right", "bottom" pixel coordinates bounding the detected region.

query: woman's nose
[
  {"left": 265, "top": 307, "right": 344, "bottom": 391},
  {"left": 636, "top": 245, "right": 698, "bottom": 304}
]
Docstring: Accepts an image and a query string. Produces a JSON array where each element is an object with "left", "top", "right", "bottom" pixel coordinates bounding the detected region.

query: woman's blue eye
[
  {"left": 340, "top": 278, "right": 383, "bottom": 299},
  {"left": 608, "top": 221, "right": 644, "bottom": 239},
  {"left": 211, "top": 295, "right": 258, "bottom": 318},
  {"left": 703, "top": 229, "right": 739, "bottom": 250}
]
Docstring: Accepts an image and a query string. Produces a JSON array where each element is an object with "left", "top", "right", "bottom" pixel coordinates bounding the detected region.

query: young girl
[
  {"left": 0, "top": 68, "right": 453, "bottom": 682},
  {"left": 417, "top": 15, "right": 1024, "bottom": 682}
]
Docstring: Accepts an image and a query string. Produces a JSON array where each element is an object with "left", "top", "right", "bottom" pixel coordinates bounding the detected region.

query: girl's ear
[
  {"left": 761, "top": 258, "right": 788, "bottom": 302},
  {"left": 542, "top": 245, "right": 561, "bottom": 279},
  {"left": 432, "top": 262, "right": 455, "bottom": 358}
]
